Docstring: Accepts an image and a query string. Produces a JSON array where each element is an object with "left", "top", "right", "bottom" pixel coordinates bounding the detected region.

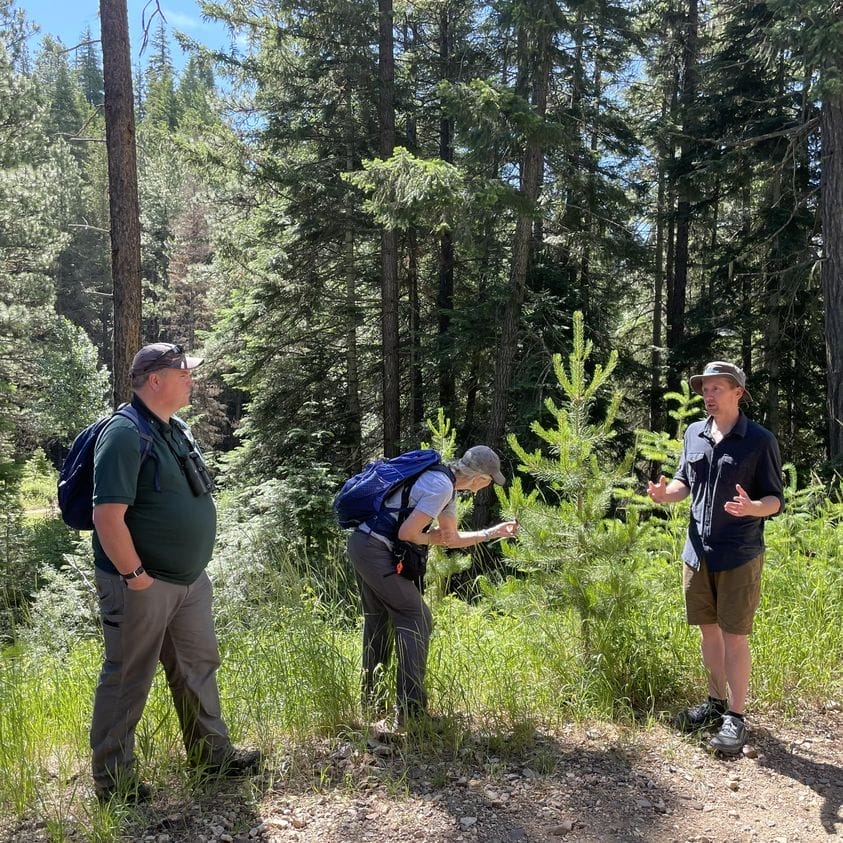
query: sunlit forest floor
[{"left": 3, "top": 708, "right": 841, "bottom": 842}]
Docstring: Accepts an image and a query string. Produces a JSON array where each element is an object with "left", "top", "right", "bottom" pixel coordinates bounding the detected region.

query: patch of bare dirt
[{"left": 6, "top": 707, "right": 841, "bottom": 842}]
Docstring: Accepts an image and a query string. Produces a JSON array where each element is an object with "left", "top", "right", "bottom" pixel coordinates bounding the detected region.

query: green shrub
[
  {"left": 19, "top": 448, "right": 57, "bottom": 512},
  {"left": 0, "top": 514, "right": 77, "bottom": 643},
  {"left": 16, "top": 540, "right": 100, "bottom": 654}
]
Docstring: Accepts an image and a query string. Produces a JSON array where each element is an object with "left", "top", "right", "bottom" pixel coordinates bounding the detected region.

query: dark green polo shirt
[{"left": 92, "top": 398, "right": 216, "bottom": 584}]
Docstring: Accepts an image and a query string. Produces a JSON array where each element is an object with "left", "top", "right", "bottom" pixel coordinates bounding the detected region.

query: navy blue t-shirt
[{"left": 674, "top": 413, "right": 783, "bottom": 571}]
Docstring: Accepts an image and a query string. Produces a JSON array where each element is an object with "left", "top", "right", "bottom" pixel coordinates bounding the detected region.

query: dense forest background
[
  {"left": 1, "top": 0, "right": 842, "bottom": 584},
  {"left": 1, "top": 3, "right": 842, "bottom": 832}
]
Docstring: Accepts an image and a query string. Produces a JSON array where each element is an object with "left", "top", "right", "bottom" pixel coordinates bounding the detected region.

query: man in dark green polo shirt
[
  {"left": 90, "top": 343, "right": 262, "bottom": 803},
  {"left": 647, "top": 362, "right": 783, "bottom": 755}
]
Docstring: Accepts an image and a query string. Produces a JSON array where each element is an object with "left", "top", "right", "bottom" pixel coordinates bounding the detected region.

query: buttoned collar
[{"left": 699, "top": 412, "right": 748, "bottom": 443}]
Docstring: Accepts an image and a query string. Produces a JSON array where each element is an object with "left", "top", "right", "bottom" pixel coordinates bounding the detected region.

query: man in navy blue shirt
[{"left": 647, "top": 362, "right": 783, "bottom": 755}]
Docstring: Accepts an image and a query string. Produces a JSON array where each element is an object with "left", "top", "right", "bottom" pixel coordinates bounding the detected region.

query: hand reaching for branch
[{"left": 488, "top": 521, "right": 519, "bottom": 540}]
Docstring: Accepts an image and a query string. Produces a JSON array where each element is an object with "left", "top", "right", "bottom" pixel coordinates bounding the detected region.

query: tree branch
[{"left": 60, "top": 39, "right": 101, "bottom": 54}]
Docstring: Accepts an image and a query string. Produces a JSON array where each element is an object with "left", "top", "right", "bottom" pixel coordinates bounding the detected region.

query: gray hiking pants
[
  {"left": 347, "top": 530, "right": 432, "bottom": 717},
  {"left": 90, "top": 569, "right": 231, "bottom": 788}
]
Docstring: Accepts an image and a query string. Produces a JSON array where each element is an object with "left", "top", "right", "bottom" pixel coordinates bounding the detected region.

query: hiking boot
[
  {"left": 404, "top": 712, "right": 448, "bottom": 735},
  {"left": 202, "top": 747, "right": 264, "bottom": 776},
  {"left": 710, "top": 714, "right": 747, "bottom": 755},
  {"left": 673, "top": 699, "right": 725, "bottom": 733},
  {"left": 370, "top": 715, "right": 405, "bottom": 742},
  {"left": 95, "top": 778, "right": 152, "bottom": 805},
  {"left": 370, "top": 707, "right": 451, "bottom": 743}
]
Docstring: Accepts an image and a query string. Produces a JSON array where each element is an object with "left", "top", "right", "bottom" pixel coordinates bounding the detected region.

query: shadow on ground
[{"left": 754, "top": 728, "right": 842, "bottom": 835}]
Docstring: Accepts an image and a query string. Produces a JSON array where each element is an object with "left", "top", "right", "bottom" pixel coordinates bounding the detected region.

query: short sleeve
[
  {"left": 756, "top": 433, "right": 785, "bottom": 514},
  {"left": 410, "top": 470, "right": 455, "bottom": 519},
  {"left": 93, "top": 419, "right": 141, "bottom": 505},
  {"left": 674, "top": 427, "right": 695, "bottom": 489}
]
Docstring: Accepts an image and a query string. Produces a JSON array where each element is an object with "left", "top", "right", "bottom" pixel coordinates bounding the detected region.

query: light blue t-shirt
[{"left": 365, "top": 469, "right": 456, "bottom": 549}]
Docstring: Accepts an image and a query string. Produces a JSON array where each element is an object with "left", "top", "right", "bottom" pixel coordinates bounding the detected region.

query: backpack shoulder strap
[
  {"left": 428, "top": 462, "right": 456, "bottom": 485},
  {"left": 170, "top": 414, "right": 199, "bottom": 452},
  {"left": 170, "top": 413, "right": 191, "bottom": 437},
  {"left": 395, "top": 461, "right": 456, "bottom": 530},
  {"left": 114, "top": 404, "right": 161, "bottom": 492}
]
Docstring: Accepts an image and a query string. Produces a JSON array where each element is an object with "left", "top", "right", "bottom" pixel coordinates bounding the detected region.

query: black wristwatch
[{"left": 122, "top": 565, "right": 146, "bottom": 581}]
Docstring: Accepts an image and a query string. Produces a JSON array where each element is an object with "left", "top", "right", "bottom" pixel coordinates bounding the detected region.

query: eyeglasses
[{"left": 145, "top": 344, "right": 185, "bottom": 372}]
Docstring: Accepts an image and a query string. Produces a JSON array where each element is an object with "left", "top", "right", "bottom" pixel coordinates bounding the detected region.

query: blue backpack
[
  {"left": 333, "top": 449, "right": 453, "bottom": 539},
  {"left": 57, "top": 405, "right": 157, "bottom": 531}
]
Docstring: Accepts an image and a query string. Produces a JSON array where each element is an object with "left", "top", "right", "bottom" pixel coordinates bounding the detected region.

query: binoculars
[{"left": 182, "top": 451, "right": 215, "bottom": 496}]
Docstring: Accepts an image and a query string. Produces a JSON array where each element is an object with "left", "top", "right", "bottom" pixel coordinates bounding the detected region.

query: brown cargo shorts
[{"left": 683, "top": 554, "right": 764, "bottom": 635}]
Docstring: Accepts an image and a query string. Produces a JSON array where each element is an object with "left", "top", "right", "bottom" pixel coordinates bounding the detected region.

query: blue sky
[{"left": 17, "top": 0, "right": 232, "bottom": 71}]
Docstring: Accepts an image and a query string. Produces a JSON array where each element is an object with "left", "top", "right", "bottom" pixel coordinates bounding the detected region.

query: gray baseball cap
[
  {"left": 456, "top": 445, "right": 506, "bottom": 485},
  {"left": 130, "top": 343, "right": 203, "bottom": 377},
  {"left": 689, "top": 360, "right": 752, "bottom": 403}
]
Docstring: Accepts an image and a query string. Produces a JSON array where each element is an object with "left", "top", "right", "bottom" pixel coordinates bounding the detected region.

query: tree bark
[
  {"left": 379, "top": 0, "right": 400, "bottom": 456},
  {"left": 101, "top": 0, "right": 142, "bottom": 407},
  {"left": 408, "top": 229, "right": 424, "bottom": 430},
  {"left": 342, "top": 72, "right": 363, "bottom": 472},
  {"left": 821, "top": 86, "right": 843, "bottom": 462},
  {"left": 344, "top": 223, "right": 362, "bottom": 473},
  {"left": 763, "top": 169, "right": 782, "bottom": 435},
  {"left": 485, "top": 10, "right": 552, "bottom": 449},
  {"left": 578, "top": 58, "right": 602, "bottom": 315},
  {"left": 466, "top": 8, "right": 552, "bottom": 557},
  {"left": 651, "top": 159, "right": 666, "bottom": 431},
  {"left": 667, "top": 0, "right": 698, "bottom": 392},
  {"left": 437, "top": 6, "right": 456, "bottom": 421}
]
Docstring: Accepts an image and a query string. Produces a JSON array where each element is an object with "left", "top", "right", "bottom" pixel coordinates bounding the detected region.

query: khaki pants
[{"left": 90, "top": 570, "right": 231, "bottom": 788}]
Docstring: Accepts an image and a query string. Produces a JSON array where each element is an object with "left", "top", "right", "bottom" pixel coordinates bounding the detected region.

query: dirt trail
[{"left": 5, "top": 708, "right": 840, "bottom": 842}]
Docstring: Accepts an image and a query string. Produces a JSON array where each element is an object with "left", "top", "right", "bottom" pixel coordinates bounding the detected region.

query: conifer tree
[
  {"left": 144, "top": 18, "right": 179, "bottom": 130},
  {"left": 500, "top": 311, "right": 639, "bottom": 658},
  {"left": 0, "top": 2, "right": 109, "bottom": 475},
  {"left": 100, "top": 0, "right": 142, "bottom": 405},
  {"left": 76, "top": 25, "right": 104, "bottom": 106}
]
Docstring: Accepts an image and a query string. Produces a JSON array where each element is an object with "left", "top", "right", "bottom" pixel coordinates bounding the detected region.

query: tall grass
[
  {"left": 0, "top": 644, "right": 95, "bottom": 830},
  {"left": 1, "top": 506, "right": 840, "bottom": 837}
]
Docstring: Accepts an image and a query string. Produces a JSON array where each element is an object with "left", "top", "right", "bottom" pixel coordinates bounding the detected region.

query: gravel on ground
[{"left": 5, "top": 705, "right": 841, "bottom": 842}]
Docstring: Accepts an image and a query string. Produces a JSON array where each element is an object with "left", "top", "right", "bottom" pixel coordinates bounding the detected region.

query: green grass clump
[
  {"left": 18, "top": 449, "right": 58, "bottom": 512},
  {"left": 1, "top": 500, "right": 840, "bottom": 839}
]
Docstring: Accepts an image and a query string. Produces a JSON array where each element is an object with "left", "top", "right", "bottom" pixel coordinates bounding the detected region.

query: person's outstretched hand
[
  {"left": 489, "top": 521, "right": 519, "bottom": 540},
  {"left": 724, "top": 483, "right": 754, "bottom": 517},
  {"left": 647, "top": 475, "right": 669, "bottom": 503}
]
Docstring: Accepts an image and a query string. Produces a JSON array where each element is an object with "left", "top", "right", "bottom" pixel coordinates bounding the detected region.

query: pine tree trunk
[
  {"left": 343, "top": 80, "right": 362, "bottom": 472},
  {"left": 404, "top": 23, "right": 424, "bottom": 435},
  {"left": 344, "top": 224, "right": 362, "bottom": 474},
  {"left": 474, "top": 5, "right": 552, "bottom": 557},
  {"left": 764, "top": 169, "right": 782, "bottom": 435},
  {"left": 408, "top": 229, "right": 424, "bottom": 430},
  {"left": 100, "top": 0, "right": 142, "bottom": 407},
  {"left": 821, "top": 86, "right": 843, "bottom": 462},
  {"left": 663, "top": 59, "right": 678, "bottom": 395},
  {"left": 561, "top": 6, "right": 585, "bottom": 307},
  {"left": 579, "top": 59, "right": 602, "bottom": 315},
  {"left": 486, "top": 13, "right": 551, "bottom": 449},
  {"left": 651, "top": 159, "right": 666, "bottom": 431},
  {"left": 379, "top": 0, "right": 400, "bottom": 456},
  {"left": 437, "top": 6, "right": 456, "bottom": 421},
  {"left": 667, "top": 0, "right": 698, "bottom": 392}
]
